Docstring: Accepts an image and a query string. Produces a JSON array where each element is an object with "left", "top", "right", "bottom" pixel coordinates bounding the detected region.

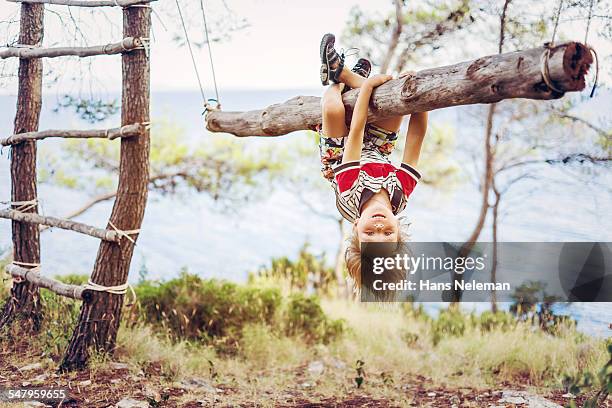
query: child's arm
[
  {"left": 402, "top": 112, "right": 428, "bottom": 167},
  {"left": 342, "top": 74, "right": 393, "bottom": 164}
]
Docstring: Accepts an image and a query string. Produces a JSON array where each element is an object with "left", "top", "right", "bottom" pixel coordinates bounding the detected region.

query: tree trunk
[
  {"left": 0, "top": 3, "right": 44, "bottom": 332},
  {"left": 459, "top": 102, "right": 496, "bottom": 259},
  {"left": 333, "top": 218, "right": 348, "bottom": 299},
  {"left": 60, "top": 6, "right": 150, "bottom": 371},
  {"left": 490, "top": 186, "right": 500, "bottom": 313},
  {"left": 207, "top": 42, "right": 592, "bottom": 137}
]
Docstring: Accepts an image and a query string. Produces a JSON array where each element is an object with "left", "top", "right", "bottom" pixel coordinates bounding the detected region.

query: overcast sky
[{"left": 0, "top": 0, "right": 609, "bottom": 95}]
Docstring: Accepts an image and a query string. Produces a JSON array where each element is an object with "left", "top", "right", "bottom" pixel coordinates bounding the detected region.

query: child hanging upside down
[{"left": 318, "top": 33, "right": 428, "bottom": 291}]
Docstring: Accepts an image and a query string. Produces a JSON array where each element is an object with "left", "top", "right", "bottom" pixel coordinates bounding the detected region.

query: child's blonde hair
[{"left": 345, "top": 219, "right": 411, "bottom": 299}]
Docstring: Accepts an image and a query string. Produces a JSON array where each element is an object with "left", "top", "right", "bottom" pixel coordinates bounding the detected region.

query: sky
[{"left": 0, "top": 0, "right": 609, "bottom": 95}]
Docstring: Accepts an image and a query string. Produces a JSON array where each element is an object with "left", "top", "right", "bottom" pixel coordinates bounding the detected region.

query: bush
[
  {"left": 477, "top": 310, "right": 516, "bottom": 332},
  {"left": 134, "top": 273, "right": 345, "bottom": 352},
  {"left": 283, "top": 293, "right": 345, "bottom": 344},
  {"left": 431, "top": 308, "right": 469, "bottom": 346},
  {"left": 135, "top": 272, "right": 282, "bottom": 348},
  {"left": 249, "top": 243, "right": 337, "bottom": 296}
]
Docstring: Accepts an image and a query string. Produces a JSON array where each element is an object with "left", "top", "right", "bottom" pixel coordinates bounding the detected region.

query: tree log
[
  {"left": 0, "top": 37, "right": 143, "bottom": 59},
  {"left": 1, "top": 123, "right": 144, "bottom": 146},
  {"left": 5, "top": 264, "right": 87, "bottom": 300},
  {"left": 8, "top": 0, "right": 155, "bottom": 6},
  {"left": 0, "top": 2, "right": 44, "bottom": 331},
  {"left": 0, "top": 209, "right": 121, "bottom": 242},
  {"left": 206, "top": 42, "right": 593, "bottom": 137}
]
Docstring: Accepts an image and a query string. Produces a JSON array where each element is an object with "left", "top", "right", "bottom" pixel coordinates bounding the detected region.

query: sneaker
[
  {"left": 320, "top": 33, "right": 344, "bottom": 86},
  {"left": 352, "top": 58, "right": 372, "bottom": 78}
]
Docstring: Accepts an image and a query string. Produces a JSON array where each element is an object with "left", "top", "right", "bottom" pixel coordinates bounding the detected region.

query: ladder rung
[
  {"left": 0, "top": 37, "right": 144, "bottom": 60},
  {"left": 6, "top": 264, "right": 85, "bottom": 300},
  {"left": 7, "top": 0, "right": 156, "bottom": 6},
  {"left": 1, "top": 123, "right": 144, "bottom": 146},
  {"left": 0, "top": 209, "right": 121, "bottom": 242}
]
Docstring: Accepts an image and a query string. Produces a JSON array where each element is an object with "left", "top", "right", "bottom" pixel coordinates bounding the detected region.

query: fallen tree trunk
[
  {"left": 0, "top": 37, "right": 143, "bottom": 59},
  {"left": 207, "top": 42, "right": 593, "bottom": 137},
  {"left": 1, "top": 123, "right": 144, "bottom": 146}
]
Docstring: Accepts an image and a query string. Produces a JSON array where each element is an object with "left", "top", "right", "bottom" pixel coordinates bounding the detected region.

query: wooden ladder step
[
  {"left": 0, "top": 209, "right": 123, "bottom": 242},
  {"left": 0, "top": 37, "right": 146, "bottom": 59},
  {"left": 6, "top": 264, "right": 86, "bottom": 300},
  {"left": 7, "top": 0, "right": 156, "bottom": 6},
  {"left": 1, "top": 123, "right": 145, "bottom": 146}
]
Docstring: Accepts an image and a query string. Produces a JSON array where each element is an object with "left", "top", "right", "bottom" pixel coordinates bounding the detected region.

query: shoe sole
[{"left": 320, "top": 33, "right": 334, "bottom": 86}]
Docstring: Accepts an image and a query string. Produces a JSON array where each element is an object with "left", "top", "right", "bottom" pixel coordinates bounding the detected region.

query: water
[{"left": 0, "top": 89, "right": 610, "bottom": 337}]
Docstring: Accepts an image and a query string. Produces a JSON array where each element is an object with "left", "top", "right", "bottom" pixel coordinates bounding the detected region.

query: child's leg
[
  {"left": 371, "top": 116, "right": 404, "bottom": 133},
  {"left": 321, "top": 84, "right": 348, "bottom": 137},
  {"left": 338, "top": 67, "right": 366, "bottom": 89}
]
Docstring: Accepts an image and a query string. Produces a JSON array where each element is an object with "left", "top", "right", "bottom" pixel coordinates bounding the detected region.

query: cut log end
[{"left": 563, "top": 42, "right": 593, "bottom": 91}]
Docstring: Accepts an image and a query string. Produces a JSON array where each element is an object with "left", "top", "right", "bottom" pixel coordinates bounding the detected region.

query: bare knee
[{"left": 321, "top": 97, "right": 345, "bottom": 119}]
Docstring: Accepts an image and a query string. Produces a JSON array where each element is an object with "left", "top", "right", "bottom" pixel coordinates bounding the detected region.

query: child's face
[{"left": 355, "top": 203, "right": 399, "bottom": 242}]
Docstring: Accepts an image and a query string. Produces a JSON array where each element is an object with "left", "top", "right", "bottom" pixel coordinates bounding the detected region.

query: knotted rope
[
  {"left": 84, "top": 280, "right": 137, "bottom": 306},
  {"left": 10, "top": 261, "right": 41, "bottom": 284},
  {"left": 1, "top": 199, "right": 38, "bottom": 212},
  {"left": 108, "top": 221, "right": 140, "bottom": 244}
]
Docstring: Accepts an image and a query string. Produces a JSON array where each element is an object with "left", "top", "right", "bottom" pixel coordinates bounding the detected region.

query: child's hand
[{"left": 364, "top": 74, "right": 393, "bottom": 88}]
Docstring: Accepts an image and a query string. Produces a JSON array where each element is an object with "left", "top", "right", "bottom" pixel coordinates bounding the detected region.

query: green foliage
[
  {"left": 564, "top": 342, "right": 612, "bottom": 408},
  {"left": 135, "top": 271, "right": 281, "bottom": 347},
  {"left": 431, "top": 308, "right": 468, "bottom": 346},
  {"left": 477, "top": 310, "right": 516, "bottom": 332},
  {"left": 56, "top": 274, "right": 89, "bottom": 286},
  {"left": 40, "top": 120, "right": 287, "bottom": 205},
  {"left": 38, "top": 291, "right": 81, "bottom": 359},
  {"left": 134, "top": 272, "right": 344, "bottom": 352},
  {"left": 283, "top": 293, "right": 345, "bottom": 344},
  {"left": 249, "top": 243, "right": 337, "bottom": 295},
  {"left": 510, "top": 281, "right": 575, "bottom": 335},
  {"left": 342, "top": 0, "right": 472, "bottom": 73},
  {"left": 53, "top": 95, "right": 119, "bottom": 123}
]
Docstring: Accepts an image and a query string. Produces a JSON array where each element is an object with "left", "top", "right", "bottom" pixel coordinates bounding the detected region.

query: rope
[
  {"left": 540, "top": 44, "right": 564, "bottom": 94},
  {"left": 10, "top": 261, "right": 41, "bottom": 284},
  {"left": 1, "top": 199, "right": 38, "bottom": 212},
  {"left": 83, "top": 280, "right": 137, "bottom": 306},
  {"left": 175, "top": 0, "right": 208, "bottom": 107},
  {"left": 108, "top": 221, "right": 140, "bottom": 244},
  {"left": 587, "top": 45, "right": 599, "bottom": 98},
  {"left": 199, "top": 0, "right": 220, "bottom": 108},
  {"left": 84, "top": 280, "right": 129, "bottom": 295}
]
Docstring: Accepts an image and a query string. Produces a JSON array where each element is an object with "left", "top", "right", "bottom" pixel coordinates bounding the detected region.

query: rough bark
[
  {"left": 0, "top": 3, "right": 44, "bottom": 331},
  {"left": 61, "top": 5, "right": 150, "bottom": 371},
  {"left": 8, "top": 0, "right": 155, "bottom": 6},
  {"left": 0, "top": 37, "right": 143, "bottom": 59},
  {"left": 1, "top": 123, "right": 144, "bottom": 146},
  {"left": 207, "top": 42, "right": 593, "bottom": 137},
  {"left": 0, "top": 209, "right": 122, "bottom": 241},
  {"left": 6, "top": 264, "right": 87, "bottom": 301}
]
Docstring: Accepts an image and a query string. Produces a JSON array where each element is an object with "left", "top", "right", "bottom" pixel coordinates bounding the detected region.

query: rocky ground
[{"left": 1, "top": 355, "right": 609, "bottom": 407}]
